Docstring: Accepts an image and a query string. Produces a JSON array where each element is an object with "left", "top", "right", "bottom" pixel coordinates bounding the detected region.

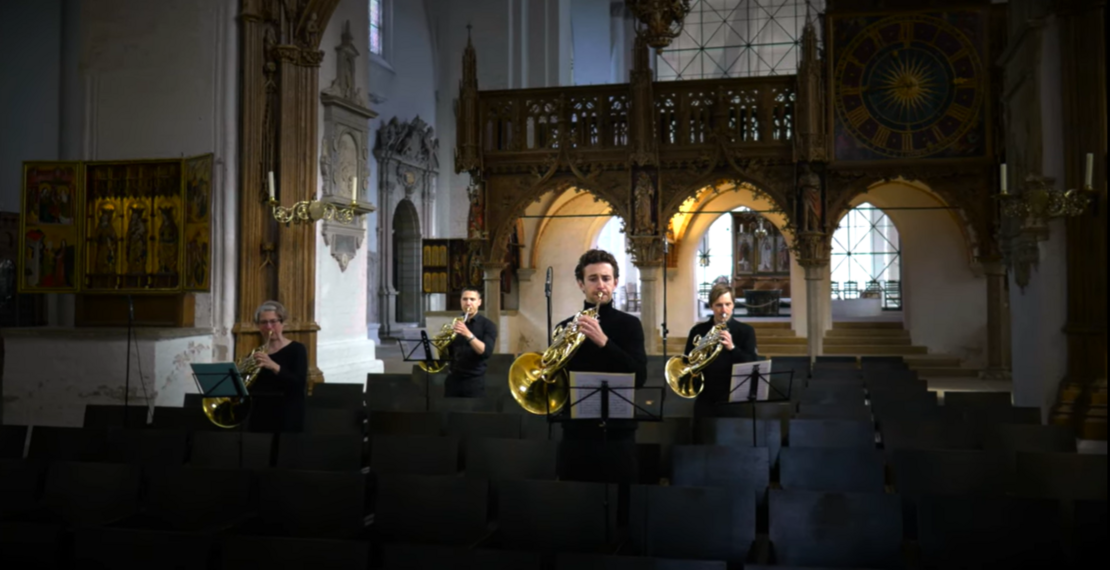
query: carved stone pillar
[
  {"left": 796, "top": 232, "right": 831, "bottom": 362},
  {"left": 635, "top": 262, "right": 660, "bottom": 353},
  {"left": 482, "top": 263, "right": 503, "bottom": 352},
  {"left": 981, "top": 259, "right": 1013, "bottom": 379}
]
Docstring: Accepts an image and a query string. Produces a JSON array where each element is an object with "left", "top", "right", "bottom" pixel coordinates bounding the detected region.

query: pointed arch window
[
  {"left": 657, "top": 0, "right": 826, "bottom": 81},
  {"left": 369, "top": 0, "right": 384, "bottom": 56},
  {"left": 830, "top": 202, "right": 901, "bottom": 309}
]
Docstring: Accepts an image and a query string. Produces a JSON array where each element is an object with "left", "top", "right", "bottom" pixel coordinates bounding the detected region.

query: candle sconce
[
  {"left": 265, "top": 172, "right": 375, "bottom": 225},
  {"left": 998, "top": 175, "right": 1098, "bottom": 222}
]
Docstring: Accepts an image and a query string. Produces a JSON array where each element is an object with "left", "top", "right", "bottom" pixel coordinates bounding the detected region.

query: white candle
[
  {"left": 1000, "top": 164, "right": 1007, "bottom": 195},
  {"left": 268, "top": 171, "right": 276, "bottom": 200},
  {"left": 1085, "top": 153, "right": 1093, "bottom": 187},
  {"left": 352, "top": 176, "right": 358, "bottom": 202}
]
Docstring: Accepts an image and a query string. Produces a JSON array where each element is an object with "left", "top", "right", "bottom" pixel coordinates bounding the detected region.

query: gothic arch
[
  {"left": 660, "top": 162, "right": 798, "bottom": 237},
  {"left": 392, "top": 198, "right": 422, "bottom": 324}
]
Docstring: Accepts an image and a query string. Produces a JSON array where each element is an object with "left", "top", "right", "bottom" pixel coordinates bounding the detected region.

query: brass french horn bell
[
  {"left": 203, "top": 330, "right": 272, "bottom": 428},
  {"left": 665, "top": 321, "right": 727, "bottom": 399}
]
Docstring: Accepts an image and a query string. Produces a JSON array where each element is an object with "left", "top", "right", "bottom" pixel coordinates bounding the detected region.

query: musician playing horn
[
  {"left": 445, "top": 286, "right": 498, "bottom": 398},
  {"left": 558, "top": 249, "right": 647, "bottom": 483},
  {"left": 686, "top": 283, "right": 759, "bottom": 418},
  {"left": 248, "top": 300, "right": 309, "bottom": 433}
]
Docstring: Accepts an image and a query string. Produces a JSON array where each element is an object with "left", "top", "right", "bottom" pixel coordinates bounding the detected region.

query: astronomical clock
[{"left": 830, "top": 11, "right": 988, "bottom": 161}]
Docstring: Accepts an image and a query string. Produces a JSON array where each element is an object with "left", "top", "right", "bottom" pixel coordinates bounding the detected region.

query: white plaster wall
[
  {"left": 3, "top": 330, "right": 213, "bottom": 427},
  {"left": 570, "top": 0, "right": 611, "bottom": 85},
  {"left": 848, "top": 182, "right": 987, "bottom": 366},
  {"left": 315, "top": 0, "right": 384, "bottom": 384},
  {"left": 665, "top": 189, "right": 803, "bottom": 340},
  {"left": 1008, "top": 15, "right": 1068, "bottom": 416}
]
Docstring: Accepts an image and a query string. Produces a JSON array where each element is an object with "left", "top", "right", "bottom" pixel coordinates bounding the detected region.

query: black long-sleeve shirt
[
  {"left": 248, "top": 341, "right": 308, "bottom": 432},
  {"left": 683, "top": 318, "right": 759, "bottom": 417},
  {"left": 558, "top": 300, "right": 647, "bottom": 441},
  {"left": 446, "top": 313, "right": 498, "bottom": 379}
]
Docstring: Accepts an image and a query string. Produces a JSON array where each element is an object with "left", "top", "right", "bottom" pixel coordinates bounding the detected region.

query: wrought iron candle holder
[
  {"left": 998, "top": 174, "right": 1098, "bottom": 222},
  {"left": 626, "top": 0, "right": 693, "bottom": 50},
  {"left": 265, "top": 172, "right": 375, "bottom": 225}
]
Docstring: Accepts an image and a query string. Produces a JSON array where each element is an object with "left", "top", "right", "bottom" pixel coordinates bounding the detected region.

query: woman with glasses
[{"left": 248, "top": 300, "right": 308, "bottom": 432}]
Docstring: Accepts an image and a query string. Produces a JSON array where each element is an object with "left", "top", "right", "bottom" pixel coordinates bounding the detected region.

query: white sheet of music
[
  {"left": 729, "top": 360, "right": 774, "bottom": 402},
  {"left": 568, "top": 372, "right": 636, "bottom": 419}
]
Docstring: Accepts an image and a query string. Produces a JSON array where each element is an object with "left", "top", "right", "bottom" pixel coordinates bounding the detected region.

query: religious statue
[
  {"left": 94, "top": 207, "right": 117, "bottom": 274},
  {"left": 634, "top": 172, "right": 656, "bottom": 234},
  {"left": 467, "top": 179, "right": 485, "bottom": 240},
  {"left": 800, "top": 164, "right": 823, "bottom": 233},
  {"left": 157, "top": 206, "right": 179, "bottom": 274},
  {"left": 126, "top": 206, "right": 148, "bottom": 274}
]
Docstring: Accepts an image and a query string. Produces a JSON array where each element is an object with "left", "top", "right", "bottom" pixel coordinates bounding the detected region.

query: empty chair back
[
  {"left": 224, "top": 536, "right": 369, "bottom": 570},
  {"left": 672, "top": 446, "right": 769, "bottom": 500},
  {"left": 808, "top": 369, "right": 861, "bottom": 382},
  {"left": 189, "top": 431, "right": 274, "bottom": 469},
  {"left": 982, "top": 424, "right": 1077, "bottom": 454},
  {"left": 0, "top": 425, "right": 28, "bottom": 459},
  {"left": 41, "top": 461, "right": 141, "bottom": 526},
  {"left": 794, "top": 403, "right": 871, "bottom": 422},
  {"left": 943, "top": 391, "right": 1012, "bottom": 411},
  {"left": 917, "top": 495, "right": 1064, "bottom": 567},
  {"left": 629, "top": 485, "right": 751, "bottom": 564},
  {"left": 256, "top": 470, "right": 366, "bottom": 538},
  {"left": 694, "top": 417, "right": 778, "bottom": 447},
  {"left": 366, "top": 373, "right": 427, "bottom": 412},
  {"left": 1074, "top": 499, "right": 1109, "bottom": 567},
  {"left": 863, "top": 368, "right": 918, "bottom": 384},
  {"left": 28, "top": 426, "right": 109, "bottom": 462},
  {"left": 769, "top": 489, "right": 903, "bottom": 568},
  {"left": 890, "top": 449, "right": 1012, "bottom": 497},
  {"left": 82, "top": 404, "right": 150, "bottom": 429},
  {"left": 276, "top": 433, "right": 364, "bottom": 471},
  {"left": 447, "top": 412, "right": 522, "bottom": 440},
  {"left": 303, "top": 407, "right": 365, "bottom": 435},
  {"left": 880, "top": 419, "right": 977, "bottom": 451},
  {"left": 1014, "top": 452, "right": 1107, "bottom": 500},
  {"left": 382, "top": 544, "right": 544, "bottom": 570},
  {"left": 369, "top": 411, "right": 443, "bottom": 436},
  {"left": 374, "top": 473, "right": 489, "bottom": 545},
  {"left": 0, "top": 459, "right": 44, "bottom": 519},
  {"left": 860, "top": 356, "right": 905, "bottom": 369},
  {"left": 466, "top": 438, "right": 558, "bottom": 481},
  {"left": 370, "top": 435, "right": 458, "bottom": 475},
  {"left": 0, "top": 522, "right": 64, "bottom": 569},
  {"left": 789, "top": 419, "right": 875, "bottom": 449},
  {"left": 797, "top": 385, "right": 865, "bottom": 406},
  {"left": 779, "top": 448, "right": 886, "bottom": 493},
  {"left": 497, "top": 479, "right": 616, "bottom": 553},
  {"left": 105, "top": 429, "right": 189, "bottom": 466},
  {"left": 73, "top": 527, "right": 213, "bottom": 570},
  {"left": 521, "top": 414, "right": 561, "bottom": 440},
  {"left": 150, "top": 406, "right": 218, "bottom": 431},
  {"left": 143, "top": 466, "right": 253, "bottom": 531},
  {"left": 308, "top": 383, "right": 364, "bottom": 410},
  {"left": 430, "top": 396, "right": 498, "bottom": 413},
  {"left": 557, "top": 554, "right": 728, "bottom": 569}
]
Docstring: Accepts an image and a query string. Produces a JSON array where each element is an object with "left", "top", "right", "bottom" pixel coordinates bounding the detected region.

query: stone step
[
  {"left": 749, "top": 321, "right": 793, "bottom": 329},
  {"left": 823, "top": 345, "right": 929, "bottom": 355},
  {"left": 905, "top": 356, "right": 964, "bottom": 368},
  {"left": 914, "top": 367, "right": 980, "bottom": 378},
  {"left": 824, "top": 336, "right": 913, "bottom": 346},
  {"left": 833, "top": 321, "right": 904, "bottom": 329},
  {"left": 826, "top": 329, "right": 911, "bottom": 338}
]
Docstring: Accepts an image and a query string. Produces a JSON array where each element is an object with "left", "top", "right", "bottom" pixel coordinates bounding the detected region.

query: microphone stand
[
  {"left": 661, "top": 237, "right": 669, "bottom": 359},
  {"left": 545, "top": 266, "right": 553, "bottom": 347},
  {"left": 124, "top": 295, "right": 134, "bottom": 429}
]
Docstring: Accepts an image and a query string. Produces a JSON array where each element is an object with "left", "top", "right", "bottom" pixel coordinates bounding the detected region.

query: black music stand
[
  {"left": 396, "top": 332, "right": 450, "bottom": 411},
  {"left": 718, "top": 362, "right": 795, "bottom": 447},
  {"left": 546, "top": 374, "right": 665, "bottom": 543}
]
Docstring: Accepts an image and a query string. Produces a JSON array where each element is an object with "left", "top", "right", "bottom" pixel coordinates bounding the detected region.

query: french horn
[{"left": 665, "top": 321, "right": 727, "bottom": 399}]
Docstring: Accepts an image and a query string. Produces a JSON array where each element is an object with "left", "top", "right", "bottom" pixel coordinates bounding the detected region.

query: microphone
[
  {"left": 545, "top": 266, "right": 553, "bottom": 298},
  {"left": 127, "top": 294, "right": 135, "bottom": 321},
  {"left": 663, "top": 237, "right": 669, "bottom": 254}
]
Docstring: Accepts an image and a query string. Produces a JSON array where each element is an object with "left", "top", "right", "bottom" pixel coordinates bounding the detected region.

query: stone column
[
  {"left": 981, "top": 260, "right": 1012, "bottom": 379},
  {"left": 797, "top": 232, "right": 831, "bottom": 364},
  {"left": 635, "top": 262, "right": 661, "bottom": 354},
  {"left": 483, "top": 263, "right": 503, "bottom": 353}
]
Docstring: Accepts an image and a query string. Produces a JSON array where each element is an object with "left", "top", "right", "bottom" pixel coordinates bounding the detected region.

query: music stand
[
  {"left": 719, "top": 362, "right": 795, "bottom": 447},
  {"left": 396, "top": 332, "right": 450, "bottom": 411},
  {"left": 190, "top": 362, "right": 251, "bottom": 466},
  {"left": 545, "top": 373, "right": 665, "bottom": 544}
]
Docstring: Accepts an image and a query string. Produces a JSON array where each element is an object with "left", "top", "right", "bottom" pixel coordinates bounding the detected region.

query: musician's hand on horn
[
  {"left": 452, "top": 320, "right": 472, "bottom": 338},
  {"left": 578, "top": 315, "right": 608, "bottom": 348},
  {"left": 719, "top": 329, "right": 735, "bottom": 351},
  {"left": 254, "top": 351, "right": 281, "bottom": 373}
]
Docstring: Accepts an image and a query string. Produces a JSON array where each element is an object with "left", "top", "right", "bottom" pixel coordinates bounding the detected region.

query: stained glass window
[
  {"left": 369, "top": 0, "right": 383, "bottom": 55},
  {"left": 830, "top": 202, "right": 901, "bottom": 309},
  {"left": 657, "top": 0, "right": 825, "bottom": 81}
]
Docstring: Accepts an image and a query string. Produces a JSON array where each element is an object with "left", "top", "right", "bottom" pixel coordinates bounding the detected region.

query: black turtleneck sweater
[
  {"left": 558, "top": 300, "right": 647, "bottom": 441},
  {"left": 683, "top": 318, "right": 759, "bottom": 417}
]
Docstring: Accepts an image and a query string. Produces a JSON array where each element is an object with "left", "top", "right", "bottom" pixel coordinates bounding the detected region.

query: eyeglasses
[{"left": 257, "top": 319, "right": 282, "bottom": 326}]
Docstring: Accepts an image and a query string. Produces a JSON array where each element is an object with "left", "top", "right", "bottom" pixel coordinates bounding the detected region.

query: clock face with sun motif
[{"left": 833, "top": 12, "right": 986, "bottom": 160}]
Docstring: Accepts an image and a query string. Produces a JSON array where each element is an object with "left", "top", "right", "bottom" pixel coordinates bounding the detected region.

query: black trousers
[{"left": 445, "top": 373, "right": 486, "bottom": 398}]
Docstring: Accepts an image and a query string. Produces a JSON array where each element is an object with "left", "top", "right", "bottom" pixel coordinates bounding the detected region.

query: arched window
[
  {"left": 697, "top": 211, "right": 735, "bottom": 304},
  {"left": 657, "top": 0, "right": 825, "bottom": 81},
  {"left": 830, "top": 202, "right": 901, "bottom": 309},
  {"left": 369, "top": 0, "right": 385, "bottom": 56}
]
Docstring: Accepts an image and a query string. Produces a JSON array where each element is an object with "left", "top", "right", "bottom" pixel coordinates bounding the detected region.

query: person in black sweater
[
  {"left": 445, "top": 286, "right": 498, "bottom": 397},
  {"left": 684, "top": 283, "right": 760, "bottom": 418},
  {"left": 247, "top": 300, "right": 309, "bottom": 433},
  {"left": 556, "top": 249, "right": 647, "bottom": 483}
]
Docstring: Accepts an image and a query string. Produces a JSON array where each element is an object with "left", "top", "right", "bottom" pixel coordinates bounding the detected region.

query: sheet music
[
  {"left": 729, "top": 360, "right": 773, "bottom": 402},
  {"left": 568, "top": 372, "right": 636, "bottom": 419}
]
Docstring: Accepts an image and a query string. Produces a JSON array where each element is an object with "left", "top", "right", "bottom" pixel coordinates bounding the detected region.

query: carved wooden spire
[
  {"left": 455, "top": 25, "right": 482, "bottom": 173},
  {"left": 794, "top": 19, "right": 828, "bottom": 163},
  {"left": 628, "top": 35, "right": 658, "bottom": 167}
]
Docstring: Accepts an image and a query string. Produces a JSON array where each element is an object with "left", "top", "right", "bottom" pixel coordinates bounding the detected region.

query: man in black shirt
[
  {"left": 444, "top": 287, "right": 498, "bottom": 397},
  {"left": 684, "top": 283, "right": 759, "bottom": 418},
  {"left": 557, "top": 249, "right": 647, "bottom": 483}
]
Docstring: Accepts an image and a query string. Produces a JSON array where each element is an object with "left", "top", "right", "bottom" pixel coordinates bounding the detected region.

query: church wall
[
  {"left": 849, "top": 184, "right": 987, "bottom": 367},
  {"left": 570, "top": 0, "right": 610, "bottom": 85},
  {"left": 314, "top": 0, "right": 384, "bottom": 383},
  {"left": 3, "top": 0, "right": 237, "bottom": 426},
  {"left": 1008, "top": 14, "right": 1068, "bottom": 416}
]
